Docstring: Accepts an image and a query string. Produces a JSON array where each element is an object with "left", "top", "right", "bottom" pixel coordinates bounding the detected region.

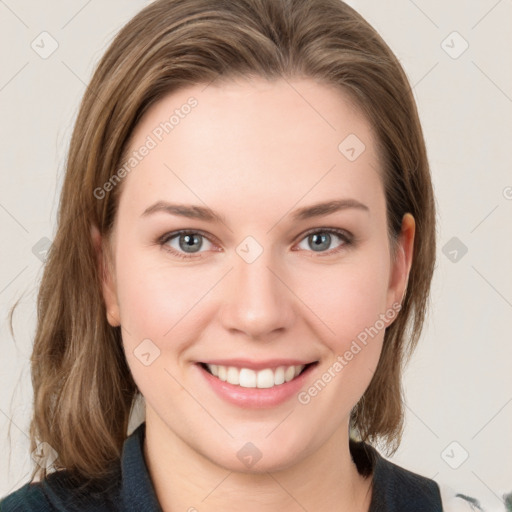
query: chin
[
  {"left": 214, "top": 449, "right": 302, "bottom": 475},
  {"left": 200, "top": 431, "right": 315, "bottom": 475}
]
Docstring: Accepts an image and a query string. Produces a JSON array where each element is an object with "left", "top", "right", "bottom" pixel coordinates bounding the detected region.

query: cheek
[
  {"left": 299, "top": 263, "right": 390, "bottom": 407},
  {"left": 113, "top": 245, "right": 214, "bottom": 353},
  {"left": 117, "top": 241, "right": 211, "bottom": 324},
  {"left": 300, "top": 249, "right": 391, "bottom": 346},
  {"left": 113, "top": 251, "right": 213, "bottom": 405}
]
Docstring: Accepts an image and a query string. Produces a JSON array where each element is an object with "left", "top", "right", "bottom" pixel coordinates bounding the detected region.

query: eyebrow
[
  {"left": 292, "top": 199, "right": 369, "bottom": 220},
  {"left": 140, "top": 198, "right": 369, "bottom": 223}
]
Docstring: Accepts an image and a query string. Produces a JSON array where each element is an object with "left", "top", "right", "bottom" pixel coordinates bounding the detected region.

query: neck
[{"left": 143, "top": 411, "right": 373, "bottom": 512}]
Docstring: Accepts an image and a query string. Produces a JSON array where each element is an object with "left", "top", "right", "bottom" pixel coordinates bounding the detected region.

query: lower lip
[{"left": 196, "top": 363, "right": 316, "bottom": 409}]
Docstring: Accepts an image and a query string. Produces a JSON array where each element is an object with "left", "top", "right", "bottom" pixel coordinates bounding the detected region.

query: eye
[
  {"left": 295, "top": 228, "right": 353, "bottom": 255},
  {"left": 157, "top": 227, "right": 354, "bottom": 260},
  {"left": 159, "top": 230, "right": 216, "bottom": 259}
]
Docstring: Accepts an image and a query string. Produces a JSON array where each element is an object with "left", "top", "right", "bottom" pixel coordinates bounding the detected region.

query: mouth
[{"left": 198, "top": 361, "right": 317, "bottom": 389}]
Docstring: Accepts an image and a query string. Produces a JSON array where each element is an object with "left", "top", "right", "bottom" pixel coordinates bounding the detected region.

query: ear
[
  {"left": 90, "top": 223, "right": 121, "bottom": 327},
  {"left": 386, "top": 213, "right": 415, "bottom": 311}
]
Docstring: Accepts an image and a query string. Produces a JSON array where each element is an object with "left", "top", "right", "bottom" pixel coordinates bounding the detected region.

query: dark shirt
[{"left": 0, "top": 422, "right": 442, "bottom": 511}]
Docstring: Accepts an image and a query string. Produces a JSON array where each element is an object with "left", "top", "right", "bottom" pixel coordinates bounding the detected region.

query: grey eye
[
  {"left": 308, "top": 232, "right": 332, "bottom": 252},
  {"left": 296, "top": 230, "right": 348, "bottom": 253},
  {"left": 178, "top": 233, "right": 203, "bottom": 253},
  {"left": 164, "top": 232, "right": 214, "bottom": 255}
]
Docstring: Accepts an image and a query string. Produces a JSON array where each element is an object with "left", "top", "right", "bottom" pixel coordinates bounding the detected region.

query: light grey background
[{"left": 1, "top": 0, "right": 511, "bottom": 506}]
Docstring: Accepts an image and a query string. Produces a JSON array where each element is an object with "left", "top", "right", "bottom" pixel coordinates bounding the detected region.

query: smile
[
  {"left": 196, "top": 360, "right": 318, "bottom": 408},
  {"left": 201, "top": 363, "right": 309, "bottom": 388}
]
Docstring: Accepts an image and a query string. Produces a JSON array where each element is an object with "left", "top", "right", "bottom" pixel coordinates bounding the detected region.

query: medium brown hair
[{"left": 9, "top": 0, "right": 436, "bottom": 484}]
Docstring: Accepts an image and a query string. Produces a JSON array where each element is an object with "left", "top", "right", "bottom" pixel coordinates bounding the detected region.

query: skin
[{"left": 92, "top": 77, "right": 415, "bottom": 512}]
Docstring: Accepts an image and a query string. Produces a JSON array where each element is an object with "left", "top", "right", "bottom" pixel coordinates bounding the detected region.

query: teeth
[
  {"left": 284, "top": 366, "right": 295, "bottom": 382},
  {"left": 239, "top": 368, "right": 257, "bottom": 388},
  {"left": 274, "top": 366, "right": 285, "bottom": 385},
  {"left": 205, "top": 364, "right": 305, "bottom": 388},
  {"left": 257, "top": 368, "right": 274, "bottom": 388},
  {"left": 226, "top": 366, "right": 240, "bottom": 385}
]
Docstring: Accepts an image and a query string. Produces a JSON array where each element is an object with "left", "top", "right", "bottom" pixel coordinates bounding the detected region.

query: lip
[
  {"left": 195, "top": 361, "right": 318, "bottom": 409},
  {"left": 199, "top": 358, "right": 314, "bottom": 371}
]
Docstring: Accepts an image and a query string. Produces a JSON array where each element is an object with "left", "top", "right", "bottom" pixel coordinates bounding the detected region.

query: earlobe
[
  {"left": 90, "top": 224, "right": 121, "bottom": 327},
  {"left": 387, "top": 213, "right": 415, "bottom": 311}
]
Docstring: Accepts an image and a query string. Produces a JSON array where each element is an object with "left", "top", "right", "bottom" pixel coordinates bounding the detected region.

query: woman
[{"left": 0, "top": 0, "right": 493, "bottom": 510}]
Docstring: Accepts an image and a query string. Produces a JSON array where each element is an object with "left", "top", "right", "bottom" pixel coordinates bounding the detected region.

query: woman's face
[{"left": 98, "top": 77, "right": 414, "bottom": 472}]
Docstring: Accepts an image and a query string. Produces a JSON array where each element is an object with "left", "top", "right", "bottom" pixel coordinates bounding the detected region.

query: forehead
[{"left": 117, "top": 77, "right": 384, "bottom": 222}]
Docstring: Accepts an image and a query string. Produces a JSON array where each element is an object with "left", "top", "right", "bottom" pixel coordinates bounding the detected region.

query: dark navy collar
[{"left": 120, "top": 422, "right": 163, "bottom": 511}]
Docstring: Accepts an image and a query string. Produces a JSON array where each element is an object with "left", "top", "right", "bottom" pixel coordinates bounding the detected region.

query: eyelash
[{"left": 156, "top": 228, "right": 354, "bottom": 260}]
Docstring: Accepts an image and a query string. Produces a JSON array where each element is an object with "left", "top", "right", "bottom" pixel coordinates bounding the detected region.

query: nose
[{"left": 219, "top": 246, "right": 295, "bottom": 341}]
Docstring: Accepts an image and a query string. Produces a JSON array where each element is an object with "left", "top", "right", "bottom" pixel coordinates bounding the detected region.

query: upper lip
[{"left": 198, "top": 359, "right": 317, "bottom": 371}]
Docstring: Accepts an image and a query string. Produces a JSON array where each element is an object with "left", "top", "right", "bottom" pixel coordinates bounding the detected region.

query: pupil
[
  {"left": 180, "top": 234, "right": 202, "bottom": 252},
  {"left": 310, "top": 233, "right": 330, "bottom": 251}
]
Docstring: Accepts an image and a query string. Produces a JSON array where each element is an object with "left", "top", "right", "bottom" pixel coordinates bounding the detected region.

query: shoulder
[
  {"left": 373, "top": 454, "right": 443, "bottom": 510},
  {"left": 350, "top": 440, "right": 443, "bottom": 510},
  {"left": 0, "top": 469, "right": 121, "bottom": 512},
  {"left": 369, "top": 451, "right": 511, "bottom": 512},
  {"left": 0, "top": 423, "right": 151, "bottom": 512},
  {"left": 0, "top": 480, "right": 52, "bottom": 512}
]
